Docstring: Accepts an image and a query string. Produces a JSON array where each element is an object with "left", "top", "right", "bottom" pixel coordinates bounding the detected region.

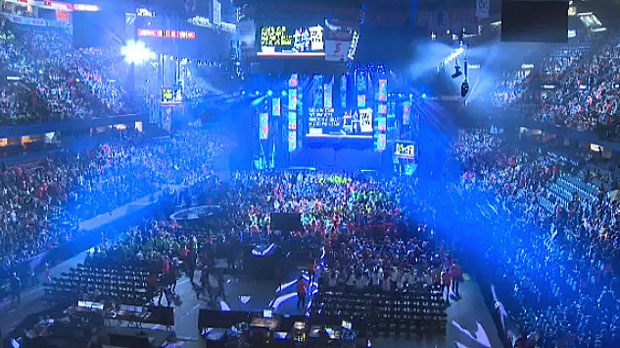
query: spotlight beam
[{"left": 121, "top": 40, "right": 156, "bottom": 65}]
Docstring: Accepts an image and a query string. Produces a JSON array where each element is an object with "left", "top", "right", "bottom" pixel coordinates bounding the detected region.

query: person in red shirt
[
  {"left": 296, "top": 276, "right": 307, "bottom": 309},
  {"left": 442, "top": 268, "right": 452, "bottom": 303},
  {"left": 451, "top": 261, "right": 463, "bottom": 299}
]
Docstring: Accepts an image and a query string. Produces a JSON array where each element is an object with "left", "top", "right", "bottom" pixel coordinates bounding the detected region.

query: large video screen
[
  {"left": 307, "top": 107, "right": 373, "bottom": 139},
  {"left": 257, "top": 22, "right": 325, "bottom": 58}
]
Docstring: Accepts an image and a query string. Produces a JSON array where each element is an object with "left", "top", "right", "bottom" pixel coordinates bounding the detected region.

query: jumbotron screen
[
  {"left": 306, "top": 107, "right": 373, "bottom": 139},
  {"left": 257, "top": 23, "right": 325, "bottom": 58}
]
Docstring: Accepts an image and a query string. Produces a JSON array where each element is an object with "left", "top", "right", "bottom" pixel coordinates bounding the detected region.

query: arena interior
[{"left": 0, "top": 0, "right": 619, "bottom": 348}]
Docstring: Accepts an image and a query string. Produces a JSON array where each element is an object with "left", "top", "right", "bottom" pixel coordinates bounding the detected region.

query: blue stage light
[{"left": 267, "top": 90, "right": 273, "bottom": 97}]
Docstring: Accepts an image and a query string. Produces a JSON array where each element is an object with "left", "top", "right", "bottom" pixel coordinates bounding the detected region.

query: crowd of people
[
  {"left": 492, "top": 30, "right": 620, "bottom": 139},
  {"left": 453, "top": 128, "right": 620, "bottom": 348},
  {"left": 0, "top": 19, "right": 134, "bottom": 123},
  {"left": 0, "top": 127, "right": 229, "bottom": 289}
]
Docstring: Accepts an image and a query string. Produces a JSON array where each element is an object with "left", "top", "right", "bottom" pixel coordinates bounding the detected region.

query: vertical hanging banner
[
  {"left": 288, "top": 89, "right": 298, "bottom": 111},
  {"left": 340, "top": 74, "right": 347, "bottom": 109},
  {"left": 402, "top": 102, "right": 411, "bottom": 125},
  {"left": 323, "top": 78, "right": 333, "bottom": 109},
  {"left": 377, "top": 133, "right": 387, "bottom": 152},
  {"left": 288, "top": 111, "right": 297, "bottom": 151},
  {"left": 377, "top": 116, "right": 387, "bottom": 132},
  {"left": 476, "top": 0, "right": 490, "bottom": 19},
  {"left": 288, "top": 111, "right": 297, "bottom": 131},
  {"left": 357, "top": 95, "right": 366, "bottom": 108},
  {"left": 272, "top": 97, "right": 281, "bottom": 116},
  {"left": 378, "top": 79, "right": 388, "bottom": 102},
  {"left": 259, "top": 112, "right": 269, "bottom": 140},
  {"left": 288, "top": 73, "right": 299, "bottom": 152},
  {"left": 288, "top": 130, "right": 297, "bottom": 152}
]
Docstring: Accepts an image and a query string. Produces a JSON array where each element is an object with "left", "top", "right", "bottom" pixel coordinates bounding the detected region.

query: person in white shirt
[
  {"left": 372, "top": 270, "right": 381, "bottom": 290},
  {"left": 381, "top": 275, "right": 391, "bottom": 292},
  {"left": 345, "top": 272, "right": 356, "bottom": 288},
  {"left": 337, "top": 271, "right": 346, "bottom": 287},
  {"left": 328, "top": 272, "right": 338, "bottom": 288},
  {"left": 390, "top": 268, "right": 399, "bottom": 289},
  {"left": 397, "top": 272, "right": 406, "bottom": 290},
  {"left": 355, "top": 274, "right": 365, "bottom": 290},
  {"left": 407, "top": 270, "right": 416, "bottom": 288}
]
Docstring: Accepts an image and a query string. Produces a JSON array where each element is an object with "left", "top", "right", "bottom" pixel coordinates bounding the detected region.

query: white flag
[{"left": 476, "top": 0, "right": 489, "bottom": 18}]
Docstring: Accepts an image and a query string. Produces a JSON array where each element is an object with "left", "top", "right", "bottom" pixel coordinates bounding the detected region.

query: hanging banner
[
  {"left": 272, "top": 97, "right": 281, "bottom": 116},
  {"left": 359, "top": 108, "right": 373, "bottom": 133},
  {"left": 403, "top": 102, "right": 411, "bottom": 125},
  {"left": 2, "top": 14, "right": 47, "bottom": 26},
  {"left": 378, "top": 79, "right": 388, "bottom": 102},
  {"left": 340, "top": 74, "right": 347, "bottom": 109},
  {"left": 323, "top": 79, "right": 333, "bottom": 109},
  {"left": 288, "top": 89, "right": 297, "bottom": 111},
  {"left": 288, "top": 131, "right": 297, "bottom": 152},
  {"left": 259, "top": 112, "right": 269, "bottom": 140},
  {"left": 476, "top": 0, "right": 490, "bottom": 19},
  {"left": 288, "top": 111, "right": 297, "bottom": 131}
]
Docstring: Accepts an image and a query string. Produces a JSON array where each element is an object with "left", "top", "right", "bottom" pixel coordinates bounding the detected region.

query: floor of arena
[{"left": 1, "top": 249, "right": 503, "bottom": 348}]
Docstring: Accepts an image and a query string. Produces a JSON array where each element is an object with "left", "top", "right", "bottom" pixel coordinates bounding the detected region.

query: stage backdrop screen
[
  {"left": 307, "top": 107, "right": 373, "bottom": 139},
  {"left": 257, "top": 21, "right": 325, "bottom": 58}
]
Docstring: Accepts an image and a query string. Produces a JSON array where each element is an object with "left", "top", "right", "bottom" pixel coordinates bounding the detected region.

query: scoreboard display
[{"left": 394, "top": 141, "right": 415, "bottom": 160}]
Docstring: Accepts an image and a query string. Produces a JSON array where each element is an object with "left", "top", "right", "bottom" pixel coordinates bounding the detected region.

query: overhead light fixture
[
  {"left": 461, "top": 80, "right": 469, "bottom": 97},
  {"left": 451, "top": 66, "right": 462, "bottom": 79}
]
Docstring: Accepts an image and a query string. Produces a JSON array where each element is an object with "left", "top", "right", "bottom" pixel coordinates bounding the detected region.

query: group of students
[{"left": 454, "top": 128, "right": 620, "bottom": 348}]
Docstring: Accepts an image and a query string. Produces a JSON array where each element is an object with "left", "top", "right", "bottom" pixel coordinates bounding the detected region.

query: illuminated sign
[
  {"left": 161, "top": 86, "right": 182, "bottom": 104},
  {"left": 259, "top": 113, "right": 269, "bottom": 140},
  {"left": 258, "top": 24, "right": 325, "bottom": 58},
  {"left": 378, "top": 79, "right": 387, "bottom": 102},
  {"left": 395, "top": 141, "right": 415, "bottom": 159},
  {"left": 347, "top": 30, "right": 359, "bottom": 60},
  {"left": 43, "top": 1, "right": 73, "bottom": 11},
  {"left": 272, "top": 97, "right": 281, "bottom": 117},
  {"left": 137, "top": 8, "right": 155, "bottom": 17},
  {"left": 73, "top": 4, "right": 100, "bottom": 11},
  {"left": 138, "top": 29, "right": 196, "bottom": 40}
]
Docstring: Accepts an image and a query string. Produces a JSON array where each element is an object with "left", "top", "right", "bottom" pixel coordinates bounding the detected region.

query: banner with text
[{"left": 2, "top": 13, "right": 47, "bottom": 27}]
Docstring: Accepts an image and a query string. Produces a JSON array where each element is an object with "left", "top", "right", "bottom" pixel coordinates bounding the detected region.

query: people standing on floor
[
  {"left": 186, "top": 249, "right": 197, "bottom": 285},
  {"left": 169, "top": 260, "right": 178, "bottom": 294},
  {"left": 44, "top": 262, "right": 51, "bottom": 283},
  {"left": 217, "top": 273, "right": 226, "bottom": 301},
  {"left": 451, "top": 260, "right": 463, "bottom": 299},
  {"left": 10, "top": 272, "right": 22, "bottom": 305},
  {"left": 442, "top": 267, "right": 452, "bottom": 303},
  {"left": 308, "top": 261, "right": 316, "bottom": 284},
  {"left": 296, "top": 276, "right": 307, "bottom": 309},
  {"left": 198, "top": 266, "right": 210, "bottom": 300}
]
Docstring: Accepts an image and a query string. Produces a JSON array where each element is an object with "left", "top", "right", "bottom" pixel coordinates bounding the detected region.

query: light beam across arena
[{"left": 121, "top": 40, "right": 156, "bottom": 65}]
